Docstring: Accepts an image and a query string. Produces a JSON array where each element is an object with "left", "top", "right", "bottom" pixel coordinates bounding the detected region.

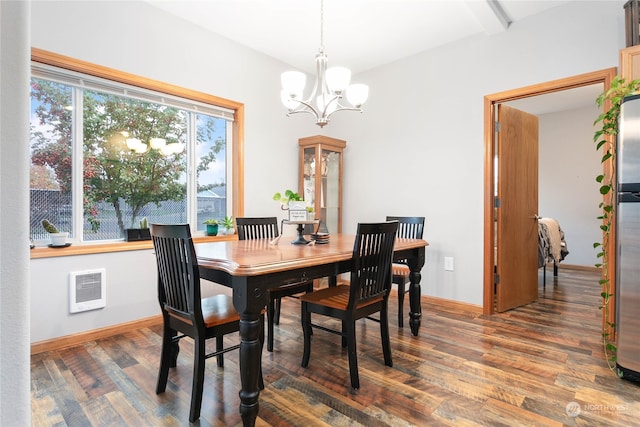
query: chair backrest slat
[
  {"left": 151, "top": 224, "right": 202, "bottom": 323},
  {"left": 236, "top": 217, "right": 280, "bottom": 240},
  {"left": 349, "top": 221, "right": 398, "bottom": 310},
  {"left": 385, "top": 216, "right": 425, "bottom": 266},
  {"left": 385, "top": 216, "right": 425, "bottom": 240}
]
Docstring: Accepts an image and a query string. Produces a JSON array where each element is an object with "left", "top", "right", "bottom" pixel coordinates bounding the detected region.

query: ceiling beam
[{"left": 465, "top": 0, "right": 512, "bottom": 35}]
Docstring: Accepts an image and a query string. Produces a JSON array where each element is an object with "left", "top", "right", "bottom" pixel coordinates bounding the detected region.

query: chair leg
[
  {"left": 216, "top": 335, "right": 224, "bottom": 367},
  {"left": 170, "top": 339, "right": 180, "bottom": 368},
  {"left": 267, "top": 296, "right": 276, "bottom": 352},
  {"left": 397, "top": 280, "right": 406, "bottom": 328},
  {"left": 301, "top": 303, "right": 312, "bottom": 367},
  {"left": 341, "top": 320, "right": 347, "bottom": 348},
  {"left": 380, "top": 302, "right": 393, "bottom": 367},
  {"left": 345, "top": 319, "right": 359, "bottom": 390},
  {"left": 306, "top": 283, "right": 315, "bottom": 337},
  {"left": 189, "top": 337, "right": 206, "bottom": 423},
  {"left": 274, "top": 297, "right": 282, "bottom": 325},
  {"left": 259, "top": 313, "right": 265, "bottom": 390},
  {"left": 156, "top": 324, "right": 175, "bottom": 394}
]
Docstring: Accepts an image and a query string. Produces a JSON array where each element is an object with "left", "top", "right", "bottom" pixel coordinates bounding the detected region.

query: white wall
[
  {"left": 329, "top": 1, "right": 623, "bottom": 303},
  {"left": 539, "top": 105, "right": 603, "bottom": 267},
  {"left": 28, "top": 0, "right": 310, "bottom": 342},
  {"left": 22, "top": 0, "right": 626, "bottom": 346},
  {"left": 30, "top": 250, "right": 158, "bottom": 342},
  {"left": 1, "top": 1, "right": 31, "bottom": 424}
]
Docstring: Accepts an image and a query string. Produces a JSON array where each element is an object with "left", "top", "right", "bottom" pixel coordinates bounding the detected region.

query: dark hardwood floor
[{"left": 31, "top": 268, "right": 639, "bottom": 426}]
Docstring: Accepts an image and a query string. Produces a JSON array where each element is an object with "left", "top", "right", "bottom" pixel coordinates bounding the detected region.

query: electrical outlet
[{"left": 444, "top": 257, "right": 454, "bottom": 271}]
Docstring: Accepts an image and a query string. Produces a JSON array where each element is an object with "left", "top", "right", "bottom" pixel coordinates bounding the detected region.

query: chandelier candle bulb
[
  {"left": 325, "top": 67, "right": 351, "bottom": 93},
  {"left": 281, "top": 71, "right": 306, "bottom": 94},
  {"left": 346, "top": 84, "right": 369, "bottom": 107}
]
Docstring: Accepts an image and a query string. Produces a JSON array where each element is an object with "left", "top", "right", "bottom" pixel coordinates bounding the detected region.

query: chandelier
[{"left": 280, "top": 0, "right": 369, "bottom": 127}]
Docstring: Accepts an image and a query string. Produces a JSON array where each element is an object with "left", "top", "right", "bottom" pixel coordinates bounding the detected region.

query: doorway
[{"left": 483, "top": 68, "right": 616, "bottom": 315}]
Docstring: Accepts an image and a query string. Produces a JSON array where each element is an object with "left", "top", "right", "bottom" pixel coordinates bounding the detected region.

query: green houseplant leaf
[{"left": 41, "top": 219, "right": 59, "bottom": 234}]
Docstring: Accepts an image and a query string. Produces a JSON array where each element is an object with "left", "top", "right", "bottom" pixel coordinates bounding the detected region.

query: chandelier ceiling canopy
[{"left": 280, "top": 0, "right": 368, "bottom": 127}]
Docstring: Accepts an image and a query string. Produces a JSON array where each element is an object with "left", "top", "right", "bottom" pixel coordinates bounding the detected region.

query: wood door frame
[{"left": 483, "top": 68, "right": 616, "bottom": 317}]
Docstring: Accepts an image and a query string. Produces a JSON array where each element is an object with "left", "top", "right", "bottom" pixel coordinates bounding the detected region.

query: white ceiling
[
  {"left": 145, "top": 0, "right": 603, "bottom": 113},
  {"left": 146, "top": 0, "right": 575, "bottom": 74}
]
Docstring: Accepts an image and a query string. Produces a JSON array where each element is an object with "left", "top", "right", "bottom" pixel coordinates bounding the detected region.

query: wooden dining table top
[{"left": 195, "top": 234, "right": 428, "bottom": 276}]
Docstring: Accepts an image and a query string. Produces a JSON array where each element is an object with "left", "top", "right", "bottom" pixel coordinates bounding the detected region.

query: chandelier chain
[{"left": 320, "top": 0, "right": 324, "bottom": 50}]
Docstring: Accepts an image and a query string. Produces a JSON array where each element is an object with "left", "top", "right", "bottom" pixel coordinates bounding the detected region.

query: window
[{"left": 29, "top": 49, "right": 243, "bottom": 243}]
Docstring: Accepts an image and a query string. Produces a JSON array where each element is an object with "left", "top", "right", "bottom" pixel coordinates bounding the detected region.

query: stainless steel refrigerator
[{"left": 615, "top": 94, "right": 640, "bottom": 382}]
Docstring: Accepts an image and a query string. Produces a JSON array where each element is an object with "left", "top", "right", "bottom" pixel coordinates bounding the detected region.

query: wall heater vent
[{"left": 69, "top": 268, "right": 106, "bottom": 313}]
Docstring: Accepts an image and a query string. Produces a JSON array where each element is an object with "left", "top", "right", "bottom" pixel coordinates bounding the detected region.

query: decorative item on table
[
  {"left": 288, "top": 201, "right": 308, "bottom": 221},
  {"left": 124, "top": 217, "right": 151, "bottom": 241},
  {"left": 41, "top": 219, "right": 70, "bottom": 247},
  {"left": 310, "top": 232, "right": 330, "bottom": 244},
  {"left": 273, "top": 189, "right": 308, "bottom": 221},
  {"left": 273, "top": 189, "right": 302, "bottom": 207},
  {"left": 306, "top": 206, "right": 315, "bottom": 221},
  {"left": 221, "top": 215, "right": 235, "bottom": 235},
  {"left": 203, "top": 219, "right": 219, "bottom": 236}
]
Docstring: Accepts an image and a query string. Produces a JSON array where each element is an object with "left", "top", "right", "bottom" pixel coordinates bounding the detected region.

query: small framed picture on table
[{"left": 289, "top": 209, "right": 308, "bottom": 221}]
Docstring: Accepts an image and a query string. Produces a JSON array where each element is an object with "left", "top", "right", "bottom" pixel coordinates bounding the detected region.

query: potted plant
[
  {"left": 125, "top": 217, "right": 151, "bottom": 241},
  {"left": 273, "top": 189, "right": 307, "bottom": 220},
  {"left": 272, "top": 189, "right": 302, "bottom": 207},
  {"left": 593, "top": 75, "right": 640, "bottom": 374},
  {"left": 41, "top": 219, "right": 69, "bottom": 247},
  {"left": 221, "top": 215, "right": 235, "bottom": 235},
  {"left": 203, "top": 219, "right": 219, "bottom": 236}
]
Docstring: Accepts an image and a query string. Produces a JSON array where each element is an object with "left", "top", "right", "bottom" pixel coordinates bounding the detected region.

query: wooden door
[{"left": 496, "top": 105, "right": 539, "bottom": 312}]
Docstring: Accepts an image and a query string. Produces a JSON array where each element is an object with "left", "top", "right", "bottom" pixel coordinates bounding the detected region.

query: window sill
[{"left": 30, "top": 234, "right": 239, "bottom": 259}]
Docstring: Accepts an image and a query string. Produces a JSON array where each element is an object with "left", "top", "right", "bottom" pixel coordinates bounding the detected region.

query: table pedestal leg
[
  {"left": 290, "top": 223, "right": 309, "bottom": 245},
  {"left": 407, "top": 249, "right": 425, "bottom": 336},
  {"left": 238, "top": 314, "right": 262, "bottom": 426},
  {"left": 408, "top": 269, "right": 422, "bottom": 336}
]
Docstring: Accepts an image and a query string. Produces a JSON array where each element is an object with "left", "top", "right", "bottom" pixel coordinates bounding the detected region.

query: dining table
[{"left": 195, "top": 233, "right": 427, "bottom": 427}]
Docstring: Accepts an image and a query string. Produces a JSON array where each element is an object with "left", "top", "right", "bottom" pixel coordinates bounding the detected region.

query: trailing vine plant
[{"left": 593, "top": 75, "right": 640, "bottom": 372}]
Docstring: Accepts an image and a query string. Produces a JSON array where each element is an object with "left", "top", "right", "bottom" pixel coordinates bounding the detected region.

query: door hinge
[
  {"left": 494, "top": 197, "right": 501, "bottom": 208},
  {"left": 495, "top": 121, "right": 501, "bottom": 132},
  {"left": 494, "top": 273, "right": 500, "bottom": 285}
]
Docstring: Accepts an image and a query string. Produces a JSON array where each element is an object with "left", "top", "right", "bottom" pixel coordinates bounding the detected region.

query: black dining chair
[
  {"left": 300, "top": 221, "right": 398, "bottom": 391},
  {"left": 150, "top": 223, "right": 263, "bottom": 422},
  {"left": 236, "top": 217, "right": 315, "bottom": 352},
  {"left": 386, "top": 216, "right": 425, "bottom": 327}
]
